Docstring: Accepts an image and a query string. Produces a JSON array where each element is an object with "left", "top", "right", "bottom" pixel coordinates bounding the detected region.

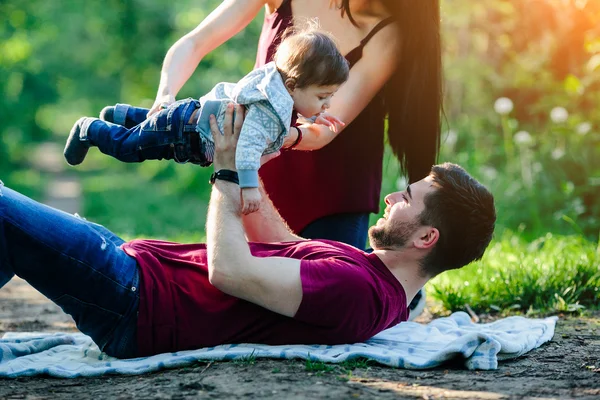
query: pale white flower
[
  {"left": 494, "top": 97, "right": 514, "bottom": 115},
  {"left": 513, "top": 130, "right": 533, "bottom": 146},
  {"left": 551, "top": 147, "right": 566, "bottom": 160},
  {"left": 396, "top": 176, "right": 408, "bottom": 191},
  {"left": 550, "top": 107, "right": 569, "bottom": 123},
  {"left": 576, "top": 122, "right": 592, "bottom": 136}
]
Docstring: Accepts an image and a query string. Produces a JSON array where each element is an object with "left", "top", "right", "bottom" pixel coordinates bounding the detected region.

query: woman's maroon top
[{"left": 257, "top": 0, "right": 392, "bottom": 233}]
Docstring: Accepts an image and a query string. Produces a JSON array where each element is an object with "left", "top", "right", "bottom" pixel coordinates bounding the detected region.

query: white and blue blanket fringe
[{"left": 0, "top": 312, "right": 557, "bottom": 378}]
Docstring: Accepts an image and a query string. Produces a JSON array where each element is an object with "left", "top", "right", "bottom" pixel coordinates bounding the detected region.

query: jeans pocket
[{"left": 53, "top": 294, "right": 122, "bottom": 351}]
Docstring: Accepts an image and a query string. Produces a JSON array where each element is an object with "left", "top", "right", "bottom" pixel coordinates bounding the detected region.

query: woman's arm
[
  {"left": 327, "top": 23, "right": 400, "bottom": 128},
  {"left": 283, "top": 23, "right": 401, "bottom": 151},
  {"left": 149, "top": 0, "right": 267, "bottom": 115}
]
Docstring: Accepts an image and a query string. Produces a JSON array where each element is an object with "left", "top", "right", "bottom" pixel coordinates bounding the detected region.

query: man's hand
[
  {"left": 210, "top": 103, "right": 245, "bottom": 170},
  {"left": 147, "top": 94, "right": 176, "bottom": 117},
  {"left": 314, "top": 112, "right": 345, "bottom": 133},
  {"left": 241, "top": 187, "right": 261, "bottom": 214}
]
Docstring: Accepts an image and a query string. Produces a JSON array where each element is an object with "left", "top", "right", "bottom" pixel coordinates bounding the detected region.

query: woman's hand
[{"left": 147, "top": 94, "right": 176, "bottom": 117}]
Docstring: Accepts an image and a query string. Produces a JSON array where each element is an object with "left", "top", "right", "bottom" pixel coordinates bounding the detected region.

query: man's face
[{"left": 369, "top": 175, "right": 437, "bottom": 250}]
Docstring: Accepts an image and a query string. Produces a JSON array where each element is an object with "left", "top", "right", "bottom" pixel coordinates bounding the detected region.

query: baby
[{"left": 64, "top": 28, "right": 349, "bottom": 213}]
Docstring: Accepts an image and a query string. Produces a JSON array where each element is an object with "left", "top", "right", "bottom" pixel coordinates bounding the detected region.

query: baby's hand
[
  {"left": 314, "top": 112, "right": 345, "bottom": 133},
  {"left": 241, "top": 187, "right": 262, "bottom": 215}
]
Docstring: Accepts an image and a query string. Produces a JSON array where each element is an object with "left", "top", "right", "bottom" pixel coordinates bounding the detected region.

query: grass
[
  {"left": 233, "top": 350, "right": 257, "bottom": 366},
  {"left": 305, "top": 356, "right": 376, "bottom": 375},
  {"left": 305, "top": 358, "right": 336, "bottom": 374},
  {"left": 80, "top": 160, "right": 211, "bottom": 241},
  {"left": 339, "top": 358, "right": 377, "bottom": 371},
  {"left": 428, "top": 231, "right": 600, "bottom": 315},
  {"left": 303, "top": 356, "right": 377, "bottom": 379}
]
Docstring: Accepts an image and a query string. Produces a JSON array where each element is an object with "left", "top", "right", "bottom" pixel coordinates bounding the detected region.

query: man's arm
[
  {"left": 241, "top": 182, "right": 305, "bottom": 243},
  {"left": 206, "top": 105, "right": 303, "bottom": 317},
  {"left": 150, "top": 0, "right": 267, "bottom": 115}
]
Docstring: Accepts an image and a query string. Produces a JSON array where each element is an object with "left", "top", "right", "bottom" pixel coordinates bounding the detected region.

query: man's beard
[{"left": 368, "top": 219, "right": 419, "bottom": 250}]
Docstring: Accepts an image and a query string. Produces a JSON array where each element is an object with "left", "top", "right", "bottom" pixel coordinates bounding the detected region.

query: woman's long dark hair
[{"left": 340, "top": 0, "right": 442, "bottom": 182}]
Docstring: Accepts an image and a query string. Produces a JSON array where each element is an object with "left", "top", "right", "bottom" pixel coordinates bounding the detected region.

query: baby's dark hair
[{"left": 274, "top": 27, "right": 349, "bottom": 90}]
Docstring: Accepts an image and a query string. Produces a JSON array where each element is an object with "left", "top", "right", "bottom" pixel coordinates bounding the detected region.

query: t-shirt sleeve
[{"left": 293, "top": 257, "right": 381, "bottom": 341}]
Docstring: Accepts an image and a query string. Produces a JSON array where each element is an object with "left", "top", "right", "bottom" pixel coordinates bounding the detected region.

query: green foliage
[
  {"left": 430, "top": 232, "right": 600, "bottom": 314},
  {"left": 1, "top": 0, "right": 263, "bottom": 198},
  {"left": 80, "top": 167, "right": 209, "bottom": 240}
]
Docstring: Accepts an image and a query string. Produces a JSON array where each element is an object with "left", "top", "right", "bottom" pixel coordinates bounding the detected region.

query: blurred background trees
[
  {"left": 1, "top": 0, "right": 599, "bottom": 239},
  {"left": 439, "top": 0, "right": 599, "bottom": 238}
]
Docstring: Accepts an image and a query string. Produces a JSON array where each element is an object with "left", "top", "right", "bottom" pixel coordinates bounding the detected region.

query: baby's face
[{"left": 290, "top": 84, "right": 340, "bottom": 119}]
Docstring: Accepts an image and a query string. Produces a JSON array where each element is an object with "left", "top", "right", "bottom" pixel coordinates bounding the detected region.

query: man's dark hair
[{"left": 418, "top": 163, "right": 496, "bottom": 277}]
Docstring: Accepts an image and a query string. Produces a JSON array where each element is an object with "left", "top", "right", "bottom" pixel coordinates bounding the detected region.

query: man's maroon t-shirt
[{"left": 121, "top": 239, "right": 408, "bottom": 357}]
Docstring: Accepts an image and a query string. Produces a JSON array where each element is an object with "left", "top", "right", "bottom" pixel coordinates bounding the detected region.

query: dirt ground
[{"left": 1, "top": 277, "right": 599, "bottom": 400}]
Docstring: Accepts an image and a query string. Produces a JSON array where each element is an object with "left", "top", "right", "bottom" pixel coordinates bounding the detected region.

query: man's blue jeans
[{"left": 0, "top": 182, "right": 139, "bottom": 358}]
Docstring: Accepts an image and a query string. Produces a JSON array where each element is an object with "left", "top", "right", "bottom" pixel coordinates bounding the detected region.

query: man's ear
[
  {"left": 285, "top": 78, "right": 297, "bottom": 93},
  {"left": 414, "top": 227, "right": 439, "bottom": 249}
]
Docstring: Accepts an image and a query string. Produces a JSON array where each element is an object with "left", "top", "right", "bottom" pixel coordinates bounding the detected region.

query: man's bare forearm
[
  {"left": 206, "top": 181, "right": 252, "bottom": 286},
  {"left": 206, "top": 177, "right": 303, "bottom": 318},
  {"left": 242, "top": 183, "right": 304, "bottom": 243}
]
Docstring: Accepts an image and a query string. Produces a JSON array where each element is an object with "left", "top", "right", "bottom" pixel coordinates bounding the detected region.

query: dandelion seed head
[
  {"left": 494, "top": 97, "right": 514, "bottom": 115},
  {"left": 565, "top": 181, "right": 575, "bottom": 194},
  {"left": 576, "top": 122, "right": 591, "bottom": 135},
  {"left": 550, "top": 107, "right": 569, "bottom": 123},
  {"left": 572, "top": 198, "right": 585, "bottom": 215},
  {"left": 513, "top": 130, "right": 533, "bottom": 146},
  {"left": 551, "top": 147, "right": 565, "bottom": 160}
]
